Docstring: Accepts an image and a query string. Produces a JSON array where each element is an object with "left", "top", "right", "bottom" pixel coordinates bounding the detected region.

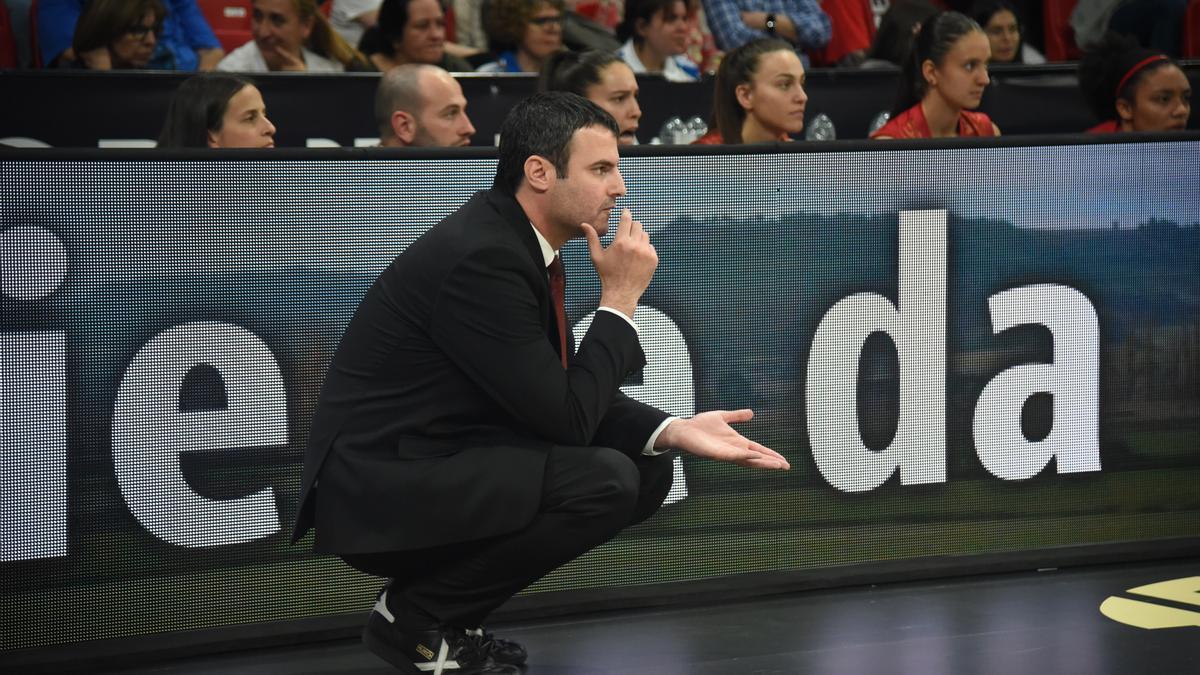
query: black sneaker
[
  {"left": 363, "top": 589, "right": 518, "bottom": 674},
  {"left": 465, "top": 627, "right": 527, "bottom": 666}
]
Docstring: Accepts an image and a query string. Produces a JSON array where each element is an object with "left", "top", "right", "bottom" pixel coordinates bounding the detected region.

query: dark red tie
[{"left": 548, "top": 256, "right": 568, "bottom": 369}]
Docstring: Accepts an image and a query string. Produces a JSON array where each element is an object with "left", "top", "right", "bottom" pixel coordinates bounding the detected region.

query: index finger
[{"left": 615, "top": 208, "right": 633, "bottom": 238}]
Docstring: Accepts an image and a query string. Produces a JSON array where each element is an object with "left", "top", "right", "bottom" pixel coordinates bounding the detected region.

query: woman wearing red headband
[{"left": 1078, "top": 33, "right": 1192, "bottom": 133}]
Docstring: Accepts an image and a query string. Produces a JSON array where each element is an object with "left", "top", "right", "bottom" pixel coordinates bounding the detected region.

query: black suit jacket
[{"left": 293, "top": 188, "right": 668, "bottom": 554}]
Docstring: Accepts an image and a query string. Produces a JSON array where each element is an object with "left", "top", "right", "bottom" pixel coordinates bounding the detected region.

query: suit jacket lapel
[{"left": 484, "top": 189, "right": 565, "bottom": 359}]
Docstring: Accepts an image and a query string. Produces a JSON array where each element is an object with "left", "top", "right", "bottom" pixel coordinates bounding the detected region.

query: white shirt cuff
[
  {"left": 642, "top": 416, "right": 677, "bottom": 456},
  {"left": 598, "top": 306, "right": 638, "bottom": 334}
]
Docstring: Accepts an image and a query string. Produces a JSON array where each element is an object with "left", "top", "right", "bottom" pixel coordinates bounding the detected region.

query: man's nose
[{"left": 612, "top": 170, "right": 627, "bottom": 198}]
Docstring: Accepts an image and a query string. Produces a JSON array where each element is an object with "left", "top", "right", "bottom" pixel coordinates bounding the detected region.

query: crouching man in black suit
[{"left": 292, "top": 91, "right": 790, "bottom": 674}]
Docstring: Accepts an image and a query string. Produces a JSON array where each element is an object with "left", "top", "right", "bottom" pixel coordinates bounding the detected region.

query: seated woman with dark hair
[
  {"left": 217, "top": 0, "right": 370, "bottom": 72},
  {"left": 62, "top": 0, "right": 166, "bottom": 70},
  {"left": 539, "top": 50, "right": 642, "bottom": 144},
  {"left": 158, "top": 73, "right": 277, "bottom": 148},
  {"left": 968, "top": 0, "right": 1044, "bottom": 64},
  {"left": 1078, "top": 32, "right": 1191, "bottom": 133},
  {"left": 477, "top": 0, "right": 564, "bottom": 73},
  {"left": 692, "top": 38, "right": 807, "bottom": 144},
  {"left": 358, "top": 0, "right": 474, "bottom": 72},
  {"left": 861, "top": 0, "right": 938, "bottom": 68},
  {"left": 871, "top": 11, "right": 1000, "bottom": 139},
  {"left": 616, "top": 0, "right": 700, "bottom": 82}
]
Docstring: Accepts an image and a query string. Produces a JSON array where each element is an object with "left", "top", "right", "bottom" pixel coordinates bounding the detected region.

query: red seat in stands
[
  {"left": 1043, "top": 0, "right": 1081, "bottom": 62},
  {"left": 199, "top": 0, "right": 254, "bottom": 53},
  {"left": 1184, "top": 0, "right": 1200, "bottom": 58},
  {"left": 0, "top": 1, "right": 19, "bottom": 68}
]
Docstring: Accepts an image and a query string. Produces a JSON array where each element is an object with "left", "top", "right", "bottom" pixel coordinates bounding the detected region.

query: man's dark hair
[{"left": 493, "top": 91, "right": 620, "bottom": 195}]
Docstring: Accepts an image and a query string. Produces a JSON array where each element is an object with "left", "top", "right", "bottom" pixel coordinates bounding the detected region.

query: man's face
[
  {"left": 411, "top": 70, "right": 476, "bottom": 146},
  {"left": 546, "top": 125, "right": 625, "bottom": 237}
]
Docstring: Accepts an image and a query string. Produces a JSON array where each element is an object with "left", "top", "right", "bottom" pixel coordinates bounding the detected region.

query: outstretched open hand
[{"left": 656, "top": 410, "right": 789, "bottom": 470}]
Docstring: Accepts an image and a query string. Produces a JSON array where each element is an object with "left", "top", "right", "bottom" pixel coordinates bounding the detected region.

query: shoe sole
[{"left": 362, "top": 613, "right": 425, "bottom": 674}]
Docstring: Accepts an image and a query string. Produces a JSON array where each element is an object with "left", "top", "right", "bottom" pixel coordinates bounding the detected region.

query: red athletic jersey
[
  {"left": 1085, "top": 120, "right": 1121, "bottom": 134},
  {"left": 870, "top": 103, "right": 997, "bottom": 139}
]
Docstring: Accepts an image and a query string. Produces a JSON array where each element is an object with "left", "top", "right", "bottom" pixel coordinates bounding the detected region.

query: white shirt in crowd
[
  {"left": 216, "top": 41, "right": 345, "bottom": 73},
  {"left": 618, "top": 39, "right": 700, "bottom": 83},
  {"left": 331, "top": 0, "right": 384, "bottom": 48}
]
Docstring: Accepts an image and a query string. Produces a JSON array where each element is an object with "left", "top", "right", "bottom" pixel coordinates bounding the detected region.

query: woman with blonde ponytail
[{"left": 218, "top": 0, "right": 371, "bottom": 72}]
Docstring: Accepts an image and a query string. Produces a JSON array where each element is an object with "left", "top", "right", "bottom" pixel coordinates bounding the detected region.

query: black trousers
[{"left": 342, "top": 445, "right": 675, "bottom": 628}]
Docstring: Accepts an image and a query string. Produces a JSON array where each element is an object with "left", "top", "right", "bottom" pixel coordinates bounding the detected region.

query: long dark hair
[
  {"left": 72, "top": 0, "right": 165, "bottom": 57},
  {"left": 867, "top": 0, "right": 938, "bottom": 65},
  {"left": 1078, "top": 32, "right": 1175, "bottom": 123},
  {"left": 710, "top": 38, "right": 793, "bottom": 144},
  {"left": 892, "top": 11, "right": 983, "bottom": 116},
  {"left": 158, "top": 73, "right": 257, "bottom": 148},
  {"left": 538, "top": 50, "right": 623, "bottom": 95},
  {"left": 968, "top": 0, "right": 1027, "bottom": 64}
]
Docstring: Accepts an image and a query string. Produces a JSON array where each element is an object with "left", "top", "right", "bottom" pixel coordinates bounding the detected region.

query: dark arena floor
[{"left": 95, "top": 556, "right": 1198, "bottom": 675}]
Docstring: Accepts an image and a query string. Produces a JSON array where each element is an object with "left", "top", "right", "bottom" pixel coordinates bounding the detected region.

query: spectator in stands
[
  {"left": 811, "top": 0, "right": 875, "bottom": 67},
  {"left": 158, "top": 72, "right": 276, "bottom": 147},
  {"left": 217, "top": 0, "right": 370, "bottom": 72},
  {"left": 478, "top": 0, "right": 565, "bottom": 72},
  {"left": 450, "top": 0, "right": 490, "bottom": 51},
  {"left": 617, "top": 0, "right": 701, "bottom": 82},
  {"left": 58, "top": 0, "right": 165, "bottom": 70},
  {"left": 572, "top": 0, "right": 623, "bottom": 31},
  {"left": 693, "top": 37, "right": 807, "bottom": 144},
  {"left": 375, "top": 64, "right": 477, "bottom": 146},
  {"left": 683, "top": 0, "right": 723, "bottom": 73},
  {"left": 872, "top": 11, "right": 1000, "bottom": 138},
  {"left": 41, "top": 0, "right": 224, "bottom": 70},
  {"left": 700, "top": 0, "right": 830, "bottom": 66},
  {"left": 1072, "top": 0, "right": 1189, "bottom": 57},
  {"left": 330, "top": 0, "right": 383, "bottom": 48},
  {"left": 1078, "top": 32, "right": 1191, "bottom": 133},
  {"left": 358, "top": 0, "right": 474, "bottom": 71},
  {"left": 861, "top": 0, "right": 937, "bottom": 68},
  {"left": 968, "top": 0, "right": 1044, "bottom": 64},
  {"left": 540, "top": 50, "right": 642, "bottom": 144}
]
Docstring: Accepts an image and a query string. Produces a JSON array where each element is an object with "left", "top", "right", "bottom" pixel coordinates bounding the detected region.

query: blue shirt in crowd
[{"left": 38, "top": 0, "right": 221, "bottom": 70}]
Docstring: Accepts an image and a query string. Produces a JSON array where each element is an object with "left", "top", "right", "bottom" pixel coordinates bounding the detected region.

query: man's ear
[
  {"left": 391, "top": 110, "right": 417, "bottom": 145},
  {"left": 523, "top": 154, "right": 554, "bottom": 193},
  {"left": 735, "top": 82, "right": 753, "bottom": 110},
  {"left": 207, "top": 130, "right": 220, "bottom": 148}
]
